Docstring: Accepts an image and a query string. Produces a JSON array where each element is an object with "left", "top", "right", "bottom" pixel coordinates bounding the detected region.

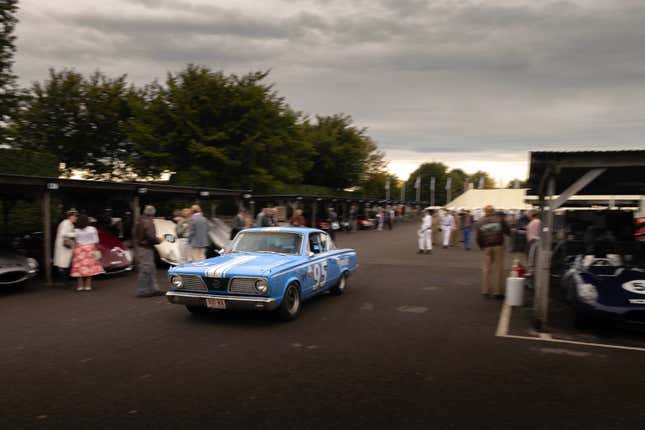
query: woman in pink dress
[{"left": 70, "top": 214, "right": 104, "bottom": 291}]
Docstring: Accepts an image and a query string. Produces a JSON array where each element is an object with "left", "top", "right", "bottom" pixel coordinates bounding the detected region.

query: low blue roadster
[{"left": 166, "top": 227, "right": 358, "bottom": 320}]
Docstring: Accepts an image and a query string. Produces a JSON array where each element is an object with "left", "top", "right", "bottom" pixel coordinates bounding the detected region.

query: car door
[
  {"left": 304, "top": 232, "right": 330, "bottom": 298},
  {"left": 318, "top": 232, "right": 341, "bottom": 289}
]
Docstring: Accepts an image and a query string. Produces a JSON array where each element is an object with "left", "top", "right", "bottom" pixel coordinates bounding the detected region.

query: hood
[
  {"left": 171, "top": 253, "right": 302, "bottom": 278},
  {"left": 0, "top": 251, "right": 29, "bottom": 267}
]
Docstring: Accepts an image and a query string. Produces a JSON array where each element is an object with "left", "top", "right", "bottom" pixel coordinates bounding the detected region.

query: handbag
[{"left": 93, "top": 250, "right": 102, "bottom": 260}]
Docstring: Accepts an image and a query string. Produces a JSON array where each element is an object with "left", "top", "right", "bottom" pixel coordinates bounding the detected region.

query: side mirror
[
  {"left": 164, "top": 234, "right": 176, "bottom": 243},
  {"left": 308, "top": 252, "right": 315, "bottom": 258}
]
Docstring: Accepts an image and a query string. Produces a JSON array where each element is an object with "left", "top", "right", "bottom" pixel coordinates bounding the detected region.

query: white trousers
[
  {"left": 418, "top": 231, "right": 432, "bottom": 251},
  {"left": 442, "top": 228, "right": 452, "bottom": 247}
]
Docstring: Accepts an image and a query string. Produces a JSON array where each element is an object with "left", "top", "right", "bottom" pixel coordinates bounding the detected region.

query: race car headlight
[
  {"left": 27, "top": 258, "right": 38, "bottom": 272},
  {"left": 254, "top": 279, "right": 269, "bottom": 294},
  {"left": 576, "top": 283, "right": 598, "bottom": 304},
  {"left": 170, "top": 275, "right": 183, "bottom": 289}
]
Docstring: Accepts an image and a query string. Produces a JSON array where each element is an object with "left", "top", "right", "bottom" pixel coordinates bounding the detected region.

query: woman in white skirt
[{"left": 70, "top": 215, "right": 104, "bottom": 291}]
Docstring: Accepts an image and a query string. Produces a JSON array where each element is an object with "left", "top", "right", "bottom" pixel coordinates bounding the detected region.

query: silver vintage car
[{"left": 0, "top": 251, "right": 39, "bottom": 288}]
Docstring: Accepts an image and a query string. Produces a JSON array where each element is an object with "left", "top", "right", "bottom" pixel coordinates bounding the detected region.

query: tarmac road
[{"left": 1, "top": 222, "right": 644, "bottom": 429}]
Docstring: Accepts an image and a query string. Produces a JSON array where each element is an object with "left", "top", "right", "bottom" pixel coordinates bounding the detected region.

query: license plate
[{"left": 206, "top": 298, "right": 226, "bottom": 309}]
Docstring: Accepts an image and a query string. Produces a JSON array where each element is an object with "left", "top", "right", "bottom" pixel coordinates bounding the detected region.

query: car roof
[{"left": 241, "top": 227, "right": 325, "bottom": 235}]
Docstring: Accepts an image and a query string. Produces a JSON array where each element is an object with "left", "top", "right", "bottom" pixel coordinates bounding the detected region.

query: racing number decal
[{"left": 312, "top": 263, "right": 328, "bottom": 290}]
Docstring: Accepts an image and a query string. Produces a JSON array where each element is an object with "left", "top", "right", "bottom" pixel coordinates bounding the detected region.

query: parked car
[
  {"left": 153, "top": 218, "right": 184, "bottom": 265},
  {"left": 554, "top": 210, "right": 645, "bottom": 328},
  {"left": 0, "top": 250, "right": 38, "bottom": 288},
  {"left": 166, "top": 227, "right": 358, "bottom": 320},
  {"left": 10, "top": 224, "right": 132, "bottom": 275},
  {"left": 357, "top": 216, "right": 375, "bottom": 230},
  {"left": 560, "top": 248, "right": 645, "bottom": 328}
]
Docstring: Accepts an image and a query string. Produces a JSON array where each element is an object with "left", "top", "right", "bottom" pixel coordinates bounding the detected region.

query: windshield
[{"left": 232, "top": 232, "right": 303, "bottom": 255}]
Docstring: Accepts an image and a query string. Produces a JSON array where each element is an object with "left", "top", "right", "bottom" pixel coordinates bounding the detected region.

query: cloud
[{"left": 13, "top": 0, "right": 645, "bottom": 179}]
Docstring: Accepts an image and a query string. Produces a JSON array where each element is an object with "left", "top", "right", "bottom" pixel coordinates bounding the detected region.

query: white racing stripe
[{"left": 205, "top": 256, "right": 257, "bottom": 278}]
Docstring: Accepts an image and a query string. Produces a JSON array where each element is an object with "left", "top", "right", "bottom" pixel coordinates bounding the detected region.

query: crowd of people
[{"left": 416, "top": 206, "right": 542, "bottom": 299}]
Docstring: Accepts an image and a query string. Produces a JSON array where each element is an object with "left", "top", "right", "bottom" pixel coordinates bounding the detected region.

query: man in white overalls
[
  {"left": 417, "top": 209, "right": 433, "bottom": 254},
  {"left": 441, "top": 210, "right": 456, "bottom": 249}
]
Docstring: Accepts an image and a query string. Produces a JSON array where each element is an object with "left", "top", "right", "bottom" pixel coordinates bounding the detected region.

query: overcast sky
[{"left": 13, "top": 0, "right": 645, "bottom": 184}]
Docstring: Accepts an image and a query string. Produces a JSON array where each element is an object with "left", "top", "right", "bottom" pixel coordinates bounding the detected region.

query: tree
[
  {"left": 405, "top": 162, "right": 449, "bottom": 203},
  {"left": 360, "top": 171, "right": 400, "bottom": 199},
  {"left": 468, "top": 171, "right": 496, "bottom": 189},
  {"left": 15, "top": 69, "right": 137, "bottom": 179},
  {"left": 127, "top": 65, "right": 313, "bottom": 190},
  {"left": 506, "top": 178, "right": 528, "bottom": 189},
  {"left": 302, "top": 114, "right": 384, "bottom": 189},
  {"left": 0, "top": 0, "right": 19, "bottom": 145}
]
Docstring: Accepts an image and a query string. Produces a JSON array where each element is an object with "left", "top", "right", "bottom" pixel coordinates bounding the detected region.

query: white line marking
[
  {"left": 396, "top": 306, "right": 428, "bottom": 314},
  {"left": 539, "top": 332, "right": 553, "bottom": 340},
  {"left": 495, "top": 303, "right": 511, "bottom": 337},
  {"left": 499, "top": 334, "right": 645, "bottom": 353}
]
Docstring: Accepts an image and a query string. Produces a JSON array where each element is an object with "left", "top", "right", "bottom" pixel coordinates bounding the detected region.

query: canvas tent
[{"left": 445, "top": 188, "right": 532, "bottom": 211}]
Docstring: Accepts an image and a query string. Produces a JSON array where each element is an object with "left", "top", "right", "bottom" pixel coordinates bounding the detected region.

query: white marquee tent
[{"left": 445, "top": 188, "right": 532, "bottom": 210}]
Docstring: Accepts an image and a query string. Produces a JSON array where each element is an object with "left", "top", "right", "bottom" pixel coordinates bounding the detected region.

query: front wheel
[
  {"left": 277, "top": 283, "right": 301, "bottom": 321},
  {"left": 330, "top": 272, "right": 348, "bottom": 296}
]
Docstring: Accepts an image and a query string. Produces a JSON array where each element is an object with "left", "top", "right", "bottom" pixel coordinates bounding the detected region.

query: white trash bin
[{"left": 505, "top": 277, "right": 525, "bottom": 306}]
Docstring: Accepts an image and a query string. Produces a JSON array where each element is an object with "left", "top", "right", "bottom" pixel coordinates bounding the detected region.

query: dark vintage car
[{"left": 553, "top": 210, "right": 645, "bottom": 327}]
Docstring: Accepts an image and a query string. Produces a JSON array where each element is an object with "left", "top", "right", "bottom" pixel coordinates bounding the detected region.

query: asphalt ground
[{"left": 1, "top": 222, "right": 645, "bottom": 429}]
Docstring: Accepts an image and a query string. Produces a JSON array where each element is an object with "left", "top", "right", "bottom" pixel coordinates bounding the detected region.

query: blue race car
[
  {"left": 166, "top": 227, "right": 358, "bottom": 320},
  {"left": 561, "top": 249, "right": 645, "bottom": 328}
]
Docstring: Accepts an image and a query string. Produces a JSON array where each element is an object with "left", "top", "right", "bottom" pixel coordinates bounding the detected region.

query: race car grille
[
  {"left": 179, "top": 275, "right": 207, "bottom": 291},
  {"left": 0, "top": 271, "right": 28, "bottom": 284},
  {"left": 228, "top": 278, "right": 259, "bottom": 295},
  {"left": 205, "top": 277, "right": 228, "bottom": 291}
]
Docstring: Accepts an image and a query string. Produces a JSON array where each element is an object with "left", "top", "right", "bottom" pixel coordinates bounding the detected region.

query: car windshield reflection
[{"left": 231, "top": 232, "right": 302, "bottom": 255}]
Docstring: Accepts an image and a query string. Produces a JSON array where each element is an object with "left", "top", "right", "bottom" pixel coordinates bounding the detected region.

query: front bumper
[
  {"left": 0, "top": 270, "right": 37, "bottom": 286},
  {"left": 166, "top": 291, "right": 279, "bottom": 311}
]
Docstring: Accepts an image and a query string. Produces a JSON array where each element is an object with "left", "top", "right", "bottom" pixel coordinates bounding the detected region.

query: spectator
[
  {"left": 256, "top": 207, "right": 272, "bottom": 227},
  {"left": 175, "top": 208, "right": 192, "bottom": 263},
  {"left": 53, "top": 209, "right": 78, "bottom": 286},
  {"left": 376, "top": 207, "right": 384, "bottom": 231},
  {"left": 441, "top": 210, "right": 456, "bottom": 249},
  {"left": 349, "top": 205, "right": 358, "bottom": 232},
  {"left": 327, "top": 207, "right": 339, "bottom": 240},
  {"left": 290, "top": 209, "right": 307, "bottom": 227},
  {"left": 70, "top": 214, "right": 104, "bottom": 291},
  {"left": 134, "top": 205, "right": 164, "bottom": 297},
  {"left": 189, "top": 205, "right": 209, "bottom": 261},
  {"left": 231, "top": 208, "right": 247, "bottom": 240},
  {"left": 418, "top": 209, "right": 433, "bottom": 254},
  {"left": 461, "top": 210, "right": 473, "bottom": 250},
  {"left": 525, "top": 210, "right": 542, "bottom": 276},
  {"left": 475, "top": 205, "right": 511, "bottom": 299}
]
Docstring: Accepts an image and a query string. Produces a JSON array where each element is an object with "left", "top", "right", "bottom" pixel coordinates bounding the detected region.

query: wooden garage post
[{"left": 42, "top": 190, "right": 53, "bottom": 285}]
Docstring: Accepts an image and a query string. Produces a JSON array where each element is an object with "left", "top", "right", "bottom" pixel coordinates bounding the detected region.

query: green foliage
[
  {"left": 360, "top": 171, "right": 400, "bottom": 199},
  {"left": 303, "top": 114, "right": 385, "bottom": 189},
  {"left": 405, "top": 162, "right": 449, "bottom": 203},
  {"left": 468, "top": 170, "right": 496, "bottom": 189},
  {"left": 127, "top": 65, "right": 313, "bottom": 191},
  {"left": 14, "top": 69, "right": 137, "bottom": 179},
  {"left": 0, "top": 148, "right": 58, "bottom": 176},
  {"left": 506, "top": 178, "right": 528, "bottom": 188},
  {"left": 0, "top": 0, "right": 18, "bottom": 144}
]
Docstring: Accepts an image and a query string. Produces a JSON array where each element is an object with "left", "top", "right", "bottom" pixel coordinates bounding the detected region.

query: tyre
[
  {"left": 186, "top": 305, "right": 210, "bottom": 315},
  {"left": 572, "top": 304, "right": 594, "bottom": 329},
  {"left": 330, "top": 272, "right": 348, "bottom": 296},
  {"left": 277, "top": 283, "right": 302, "bottom": 321}
]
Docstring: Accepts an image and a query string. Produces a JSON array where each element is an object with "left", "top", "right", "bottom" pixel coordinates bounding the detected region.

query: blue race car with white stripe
[{"left": 166, "top": 227, "right": 358, "bottom": 320}]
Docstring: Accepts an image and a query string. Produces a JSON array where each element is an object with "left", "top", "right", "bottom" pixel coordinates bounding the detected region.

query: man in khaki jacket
[{"left": 475, "top": 205, "right": 510, "bottom": 298}]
